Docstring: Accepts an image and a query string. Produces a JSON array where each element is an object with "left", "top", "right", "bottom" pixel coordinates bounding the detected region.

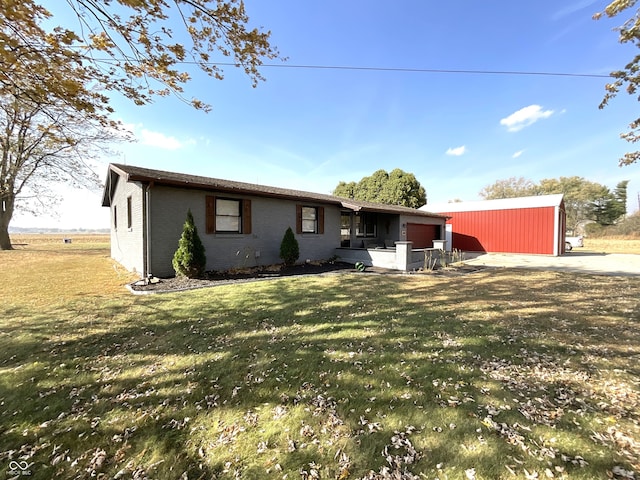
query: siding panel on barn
[
  {"left": 446, "top": 206, "right": 557, "bottom": 254},
  {"left": 424, "top": 194, "right": 566, "bottom": 256}
]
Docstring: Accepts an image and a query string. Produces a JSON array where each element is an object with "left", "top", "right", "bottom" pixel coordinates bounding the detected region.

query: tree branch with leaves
[
  {"left": 1, "top": 0, "right": 281, "bottom": 116},
  {"left": 0, "top": 92, "right": 124, "bottom": 249},
  {"left": 0, "top": 0, "right": 280, "bottom": 247},
  {"left": 594, "top": 0, "right": 640, "bottom": 165}
]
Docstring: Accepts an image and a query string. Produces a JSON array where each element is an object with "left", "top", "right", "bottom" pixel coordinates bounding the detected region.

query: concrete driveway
[{"left": 463, "top": 251, "right": 640, "bottom": 277}]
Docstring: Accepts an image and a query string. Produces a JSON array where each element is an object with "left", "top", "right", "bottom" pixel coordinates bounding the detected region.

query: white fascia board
[{"left": 423, "top": 194, "right": 564, "bottom": 213}]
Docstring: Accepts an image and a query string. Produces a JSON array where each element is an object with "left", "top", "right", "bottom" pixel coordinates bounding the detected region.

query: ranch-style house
[{"left": 101, "top": 164, "right": 448, "bottom": 278}]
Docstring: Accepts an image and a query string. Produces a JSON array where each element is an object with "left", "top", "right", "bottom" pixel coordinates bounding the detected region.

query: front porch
[
  {"left": 335, "top": 241, "right": 448, "bottom": 272},
  {"left": 334, "top": 205, "right": 448, "bottom": 271}
]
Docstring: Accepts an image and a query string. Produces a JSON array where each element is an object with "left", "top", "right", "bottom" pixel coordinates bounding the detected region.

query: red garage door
[{"left": 407, "top": 223, "right": 439, "bottom": 248}]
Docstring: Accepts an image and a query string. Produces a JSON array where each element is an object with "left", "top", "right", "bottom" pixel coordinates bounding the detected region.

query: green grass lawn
[{"left": 1, "top": 240, "right": 639, "bottom": 479}]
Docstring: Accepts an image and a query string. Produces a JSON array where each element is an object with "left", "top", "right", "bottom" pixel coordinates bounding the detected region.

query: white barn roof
[{"left": 423, "top": 194, "right": 564, "bottom": 213}]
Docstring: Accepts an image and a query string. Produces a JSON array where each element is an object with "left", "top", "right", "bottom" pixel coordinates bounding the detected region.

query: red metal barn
[{"left": 424, "top": 194, "right": 567, "bottom": 255}]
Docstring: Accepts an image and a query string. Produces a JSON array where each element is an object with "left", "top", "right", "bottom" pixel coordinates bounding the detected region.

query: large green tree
[
  {"left": 590, "top": 180, "right": 630, "bottom": 225},
  {"left": 333, "top": 169, "right": 427, "bottom": 208},
  {"left": 613, "top": 179, "right": 630, "bottom": 218},
  {"left": 537, "top": 177, "right": 612, "bottom": 232},
  {"left": 594, "top": 1, "right": 640, "bottom": 165},
  {"left": 1, "top": 0, "right": 280, "bottom": 118}
]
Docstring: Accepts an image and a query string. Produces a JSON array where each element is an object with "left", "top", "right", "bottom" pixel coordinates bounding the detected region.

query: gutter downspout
[{"left": 144, "top": 182, "right": 153, "bottom": 281}]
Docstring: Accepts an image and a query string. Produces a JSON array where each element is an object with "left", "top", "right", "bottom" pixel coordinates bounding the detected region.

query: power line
[
  {"left": 206, "top": 62, "right": 611, "bottom": 79},
  {"left": 91, "top": 56, "right": 612, "bottom": 79}
]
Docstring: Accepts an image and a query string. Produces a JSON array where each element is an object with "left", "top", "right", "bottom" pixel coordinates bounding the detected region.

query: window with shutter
[
  {"left": 216, "top": 198, "right": 241, "bottom": 232},
  {"left": 206, "top": 196, "right": 251, "bottom": 234},
  {"left": 297, "top": 205, "right": 325, "bottom": 234},
  {"left": 205, "top": 196, "right": 216, "bottom": 234},
  {"left": 243, "top": 199, "right": 252, "bottom": 234}
]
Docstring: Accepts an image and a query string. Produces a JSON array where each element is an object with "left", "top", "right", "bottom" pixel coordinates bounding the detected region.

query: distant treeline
[{"left": 9, "top": 227, "right": 110, "bottom": 234}]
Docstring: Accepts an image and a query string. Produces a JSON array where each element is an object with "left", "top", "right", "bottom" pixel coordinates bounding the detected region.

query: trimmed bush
[
  {"left": 172, "top": 209, "right": 207, "bottom": 278},
  {"left": 279, "top": 226, "right": 299, "bottom": 266}
]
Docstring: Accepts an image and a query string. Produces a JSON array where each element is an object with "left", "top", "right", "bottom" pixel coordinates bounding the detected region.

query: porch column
[
  {"left": 350, "top": 214, "right": 357, "bottom": 247},
  {"left": 394, "top": 241, "right": 413, "bottom": 271}
]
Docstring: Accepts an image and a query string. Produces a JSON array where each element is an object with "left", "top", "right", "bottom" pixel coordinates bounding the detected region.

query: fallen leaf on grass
[
  {"left": 86, "top": 448, "right": 106, "bottom": 475},
  {"left": 611, "top": 465, "right": 635, "bottom": 478}
]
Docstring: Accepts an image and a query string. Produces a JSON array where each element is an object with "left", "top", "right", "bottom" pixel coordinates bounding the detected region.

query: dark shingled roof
[{"left": 102, "top": 163, "right": 445, "bottom": 218}]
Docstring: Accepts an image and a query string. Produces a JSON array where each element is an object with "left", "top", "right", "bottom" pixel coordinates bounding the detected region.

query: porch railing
[{"left": 335, "top": 241, "right": 445, "bottom": 271}]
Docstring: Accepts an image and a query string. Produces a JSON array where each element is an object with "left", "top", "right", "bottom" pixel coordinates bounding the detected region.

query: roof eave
[
  {"left": 341, "top": 200, "right": 447, "bottom": 218},
  {"left": 103, "top": 163, "right": 446, "bottom": 218},
  {"left": 115, "top": 168, "right": 344, "bottom": 207},
  {"left": 101, "top": 168, "right": 120, "bottom": 207}
]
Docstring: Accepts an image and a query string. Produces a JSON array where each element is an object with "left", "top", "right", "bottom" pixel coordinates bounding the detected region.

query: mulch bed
[
  {"left": 128, "top": 262, "right": 356, "bottom": 293},
  {"left": 127, "top": 262, "right": 487, "bottom": 294}
]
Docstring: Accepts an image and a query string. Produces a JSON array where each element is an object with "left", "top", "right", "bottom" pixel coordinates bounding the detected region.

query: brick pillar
[{"left": 394, "top": 241, "right": 413, "bottom": 271}]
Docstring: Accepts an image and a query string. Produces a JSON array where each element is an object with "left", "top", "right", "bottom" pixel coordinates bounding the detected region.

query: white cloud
[
  {"left": 512, "top": 150, "right": 524, "bottom": 159},
  {"left": 446, "top": 145, "right": 466, "bottom": 156},
  {"left": 119, "top": 122, "right": 194, "bottom": 150},
  {"left": 139, "top": 129, "right": 191, "bottom": 150},
  {"left": 500, "top": 105, "right": 554, "bottom": 132}
]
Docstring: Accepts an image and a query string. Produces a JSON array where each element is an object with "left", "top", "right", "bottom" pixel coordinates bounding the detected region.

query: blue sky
[{"left": 13, "top": 0, "right": 640, "bottom": 229}]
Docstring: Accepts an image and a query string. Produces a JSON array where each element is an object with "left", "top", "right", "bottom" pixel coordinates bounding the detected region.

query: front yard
[{"left": 1, "top": 237, "right": 639, "bottom": 479}]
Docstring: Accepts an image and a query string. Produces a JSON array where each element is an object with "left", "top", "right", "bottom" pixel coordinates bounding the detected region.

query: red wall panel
[{"left": 440, "top": 206, "right": 557, "bottom": 254}]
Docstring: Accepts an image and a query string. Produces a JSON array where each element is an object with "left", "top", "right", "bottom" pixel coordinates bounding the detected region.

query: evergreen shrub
[
  {"left": 172, "top": 209, "right": 207, "bottom": 278},
  {"left": 279, "top": 226, "right": 299, "bottom": 266}
]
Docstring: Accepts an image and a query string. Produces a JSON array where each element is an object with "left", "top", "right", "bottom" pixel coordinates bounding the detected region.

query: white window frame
[{"left": 215, "top": 198, "right": 242, "bottom": 233}]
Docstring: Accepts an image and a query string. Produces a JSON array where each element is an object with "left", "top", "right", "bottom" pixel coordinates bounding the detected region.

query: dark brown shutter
[
  {"left": 296, "top": 204, "right": 302, "bottom": 234},
  {"left": 242, "top": 199, "right": 252, "bottom": 234},
  {"left": 206, "top": 195, "right": 216, "bottom": 234},
  {"left": 318, "top": 207, "right": 324, "bottom": 234}
]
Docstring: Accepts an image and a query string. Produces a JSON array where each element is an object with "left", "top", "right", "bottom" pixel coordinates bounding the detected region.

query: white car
[{"left": 565, "top": 235, "right": 584, "bottom": 251}]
